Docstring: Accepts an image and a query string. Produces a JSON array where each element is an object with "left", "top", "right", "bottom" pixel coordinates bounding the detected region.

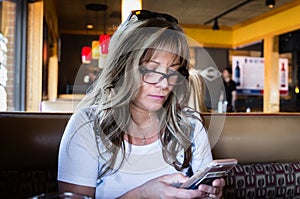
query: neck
[
  {"left": 130, "top": 104, "right": 158, "bottom": 126},
  {"left": 128, "top": 116, "right": 160, "bottom": 138},
  {"left": 125, "top": 130, "right": 160, "bottom": 145},
  {"left": 224, "top": 77, "right": 230, "bottom": 82},
  {"left": 126, "top": 105, "right": 161, "bottom": 145}
]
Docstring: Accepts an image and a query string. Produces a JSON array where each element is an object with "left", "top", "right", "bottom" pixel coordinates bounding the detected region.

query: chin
[{"left": 147, "top": 104, "right": 163, "bottom": 112}]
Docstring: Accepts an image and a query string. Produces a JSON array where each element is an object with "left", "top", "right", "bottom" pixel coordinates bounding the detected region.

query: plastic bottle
[
  {"left": 218, "top": 100, "right": 223, "bottom": 113},
  {"left": 223, "top": 101, "right": 228, "bottom": 113}
]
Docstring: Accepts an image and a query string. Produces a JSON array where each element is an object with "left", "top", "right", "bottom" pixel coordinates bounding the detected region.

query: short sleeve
[{"left": 57, "top": 109, "right": 99, "bottom": 187}]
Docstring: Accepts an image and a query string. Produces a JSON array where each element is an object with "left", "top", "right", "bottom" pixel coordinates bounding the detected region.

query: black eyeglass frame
[
  {"left": 124, "top": 10, "right": 178, "bottom": 26},
  {"left": 139, "top": 67, "right": 185, "bottom": 86}
]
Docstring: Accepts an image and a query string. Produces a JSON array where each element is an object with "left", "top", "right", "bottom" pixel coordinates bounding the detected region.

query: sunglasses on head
[{"left": 124, "top": 10, "right": 178, "bottom": 25}]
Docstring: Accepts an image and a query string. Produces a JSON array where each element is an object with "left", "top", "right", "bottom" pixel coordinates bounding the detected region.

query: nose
[{"left": 156, "top": 77, "right": 169, "bottom": 89}]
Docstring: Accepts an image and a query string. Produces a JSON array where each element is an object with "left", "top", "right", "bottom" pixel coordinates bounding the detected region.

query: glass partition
[{"left": 2, "top": 0, "right": 300, "bottom": 113}]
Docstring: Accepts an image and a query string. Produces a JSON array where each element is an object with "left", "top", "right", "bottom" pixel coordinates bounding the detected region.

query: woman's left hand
[{"left": 197, "top": 178, "right": 225, "bottom": 198}]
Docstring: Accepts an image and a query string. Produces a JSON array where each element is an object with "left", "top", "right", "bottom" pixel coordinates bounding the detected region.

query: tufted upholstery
[
  {"left": 223, "top": 163, "right": 300, "bottom": 198},
  {"left": 0, "top": 169, "right": 57, "bottom": 199}
]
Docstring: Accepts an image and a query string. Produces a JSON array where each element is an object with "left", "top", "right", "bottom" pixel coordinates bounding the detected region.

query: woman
[{"left": 58, "top": 10, "right": 224, "bottom": 198}]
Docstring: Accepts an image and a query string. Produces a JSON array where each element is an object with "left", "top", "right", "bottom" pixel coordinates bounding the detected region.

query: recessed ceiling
[{"left": 56, "top": 0, "right": 295, "bottom": 34}]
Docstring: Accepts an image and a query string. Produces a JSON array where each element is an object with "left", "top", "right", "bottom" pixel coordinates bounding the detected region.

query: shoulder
[
  {"left": 183, "top": 107, "right": 203, "bottom": 122},
  {"left": 64, "top": 106, "right": 97, "bottom": 136},
  {"left": 182, "top": 107, "right": 205, "bottom": 131},
  {"left": 71, "top": 106, "right": 97, "bottom": 123},
  {"left": 183, "top": 109, "right": 211, "bottom": 160},
  {"left": 61, "top": 106, "right": 99, "bottom": 156},
  {"left": 230, "top": 79, "right": 237, "bottom": 86}
]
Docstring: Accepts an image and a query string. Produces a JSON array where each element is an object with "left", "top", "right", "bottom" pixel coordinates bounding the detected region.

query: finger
[
  {"left": 170, "top": 187, "right": 207, "bottom": 199},
  {"left": 160, "top": 173, "right": 189, "bottom": 184},
  {"left": 212, "top": 178, "right": 225, "bottom": 187},
  {"left": 208, "top": 193, "right": 217, "bottom": 198},
  {"left": 198, "top": 184, "right": 220, "bottom": 195},
  {"left": 199, "top": 192, "right": 217, "bottom": 199}
]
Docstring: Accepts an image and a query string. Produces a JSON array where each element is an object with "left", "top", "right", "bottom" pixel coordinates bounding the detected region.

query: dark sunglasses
[{"left": 124, "top": 10, "right": 178, "bottom": 25}]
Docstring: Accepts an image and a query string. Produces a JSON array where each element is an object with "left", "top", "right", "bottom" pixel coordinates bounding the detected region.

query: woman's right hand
[{"left": 118, "top": 173, "right": 212, "bottom": 199}]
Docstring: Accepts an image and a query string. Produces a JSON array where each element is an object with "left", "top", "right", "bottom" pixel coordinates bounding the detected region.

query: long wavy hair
[
  {"left": 77, "top": 16, "right": 195, "bottom": 179},
  {"left": 188, "top": 67, "right": 207, "bottom": 112}
]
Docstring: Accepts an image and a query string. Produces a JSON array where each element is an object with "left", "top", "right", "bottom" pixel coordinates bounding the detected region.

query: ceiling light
[
  {"left": 212, "top": 18, "right": 220, "bottom": 30},
  {"left": 86, "top": 24, "right": 94, "bottom": 29},
  {"left": 266, "top": 0, "right": 275, "bottom": 8}
]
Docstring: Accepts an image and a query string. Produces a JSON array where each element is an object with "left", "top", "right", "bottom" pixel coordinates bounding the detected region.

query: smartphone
[{"left": 180, "top": 158, "right": 238, "bottom": 189}]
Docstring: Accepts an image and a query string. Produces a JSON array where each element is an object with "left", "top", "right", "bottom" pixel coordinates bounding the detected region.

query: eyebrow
[{"left": 149, "top": 60, "right": 181, "bottom": 67}]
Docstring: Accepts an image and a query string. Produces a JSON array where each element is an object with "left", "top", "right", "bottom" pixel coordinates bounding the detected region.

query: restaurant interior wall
[
  {"left": 229, "top": 39, "right": 300, "bottom": 112},
  {"left": 194, "top": 47, "right": 229, "bottom": 110},
  {"left": 1, "top": 0, "right": 299, "bottom": 112},
  {"left": 43, "top": 33, "right": 300, "bottom": 112},
  {"left": 58, "top": 33, "right": 99, "bottom": 95}
]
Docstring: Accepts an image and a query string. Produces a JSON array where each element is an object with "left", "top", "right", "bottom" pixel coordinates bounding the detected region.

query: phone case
[{"left": 180, "top": 158, "right": 238, "bottom": 189}]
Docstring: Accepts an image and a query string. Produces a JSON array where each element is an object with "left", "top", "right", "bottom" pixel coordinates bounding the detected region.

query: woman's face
[{"left": 131, "top": 50, "right": 181, "bottom": 113}]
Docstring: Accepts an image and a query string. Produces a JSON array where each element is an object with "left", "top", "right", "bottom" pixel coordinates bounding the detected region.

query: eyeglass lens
[{"left": 142, "top": 69, "right": 183, "bottom": 86}]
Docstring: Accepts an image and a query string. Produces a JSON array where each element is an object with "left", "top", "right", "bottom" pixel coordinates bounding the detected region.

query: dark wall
[
  {"left": 195, "top": 47, "right": 229, "bottom": 109},
  {"left": 58, "top": 34, "right": 98, "bottom": 94},
  {"left": 279, "top": 29, "right": 300, "bottom": 54},
  {"left": 205, "top": 47, "right": 229, "bottom": 69}
]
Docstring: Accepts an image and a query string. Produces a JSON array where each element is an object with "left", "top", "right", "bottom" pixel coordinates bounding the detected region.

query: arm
[
  {"left": 58, "top": 181, "right": 95, "bottom": 198},
  {"left": 118, "top": 173, "right": 209, "bottom": 199},
  {"left": 118, "top": 173, "right": 224, "bottom": 199},
  {"left": 57, "top": 110, "right": 99, "bottom": 198},
  {"left": 231, "top": 90, "right": 237, "bottom": 111}
]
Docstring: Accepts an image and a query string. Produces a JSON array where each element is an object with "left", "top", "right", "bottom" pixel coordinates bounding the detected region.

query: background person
[
  {"left": 57, "top": 10, "right": 225, "bottom": 198},
  {"left": 220, "top": 67, "right": 237, "bottom": 112}
]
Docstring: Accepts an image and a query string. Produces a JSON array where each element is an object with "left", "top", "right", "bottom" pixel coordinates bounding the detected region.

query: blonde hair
[
  {"left": 188, "top": 67, "right": 207, "bottom": 112},
  {"left": 77, "top": 17, "right": 197, "bottom": 178}
]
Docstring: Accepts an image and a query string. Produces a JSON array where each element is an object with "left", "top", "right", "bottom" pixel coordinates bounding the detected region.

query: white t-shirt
[{"left": 57, "top": 107, "right": 212, "bottom": 199}]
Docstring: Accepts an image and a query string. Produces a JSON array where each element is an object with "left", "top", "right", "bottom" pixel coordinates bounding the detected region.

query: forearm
[
  {"left": 58, "top": 181, "right": 95, "bottom": 198},
  {"left": 231, "top": 91, "right": 237, "bottom": 109},
  {"left": 117, "top": 187, "right": 142, "bottom": 199}
]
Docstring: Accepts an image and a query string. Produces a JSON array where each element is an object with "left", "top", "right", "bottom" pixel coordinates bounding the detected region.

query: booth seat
[
  {"left": 203, "top": 113, "right": 300, "bottom": 198},
  {"left": 1, "top": 112, "right": 300, "bottom": 198},
  {"left": 0, "top": 112, "right": 70, "bottom": 199},
  {"left": 40, "top": 98, "right": 81, "bottom": 113}
]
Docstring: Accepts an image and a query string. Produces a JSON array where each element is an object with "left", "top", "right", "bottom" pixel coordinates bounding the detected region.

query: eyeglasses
[
  {"left": 124, "top": 10, "right": 178, "bottom": 26},
  {"left": 139, "top": 67, "right": 185, "bottom": 86}
]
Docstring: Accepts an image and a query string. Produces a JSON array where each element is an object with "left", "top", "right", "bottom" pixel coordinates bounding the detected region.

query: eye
[
  {"left": 168, "top": 68, "right": 177, "bottom": 74},
  {"left": 143, "top": 62, "right": 158, "bottom": 70},
  {"left": 168, "top": 64, "right": 181, "bottom": 73}
]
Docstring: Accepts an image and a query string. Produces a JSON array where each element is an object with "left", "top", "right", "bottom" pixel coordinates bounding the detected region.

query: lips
[{"left": 148, "top": 94, "right": 166, "bottom": 100}]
